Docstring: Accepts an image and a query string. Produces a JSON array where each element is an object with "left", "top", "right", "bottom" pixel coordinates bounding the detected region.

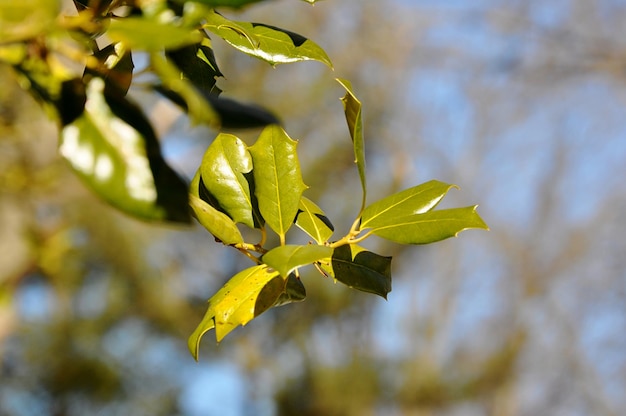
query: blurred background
[{"left": 2, "top": 0, "right": 626, "bottom": 415}]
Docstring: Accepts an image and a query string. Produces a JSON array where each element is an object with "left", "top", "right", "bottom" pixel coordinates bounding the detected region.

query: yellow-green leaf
[
  {"left": 189, "top": 171, "right": 244, "bottom": 245},
  {"left": 295, "top": 197, "right": 334, "bottom": 244},
  {"left": 199, "top": 133, "right": 256, "bottom": 228},
  {"left": 249, "top": 125, "right": 307, "bottom": 240},
  {"left": 188, "top": 265, "right": 282, "bottom": 360},
  {"left": 204, "top": 11, "right": 332, "bottom": 67},
  {"left": 263, "top": 244, "right": 333, "bottom": 277},
  {"left": 189, "top": 195, "right": 244, "bottom": 245},
  {"left": 337, "top": 78, "right": 366, "bottom": 213},
  {"left": 0, "top": 0, "right": 59, "bottom": 43},
  {"left": 59, "top": 78, "right": 190, "bottom": 222},
  {"left": 367, "top": 206, "right": 489, "bottom": 245},
  {"left": 361, "top": 180, "right": 458, "bottom": 229},
  {"left": 108, "top": 17, "right": 202, "bottom": 51}
]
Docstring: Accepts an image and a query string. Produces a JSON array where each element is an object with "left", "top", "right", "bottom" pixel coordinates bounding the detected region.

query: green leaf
[
  {"left": 59, "top": 77, "right": 190, "bottom": 222},
  {"left": 263, "top": 244, "right": 333, "bottom": 278},
  {"left": 204, "top": 11, "right": 332, "bottom": 67},
  {"left": 0, "top": 0, "right": 58, "bottom": 43},
  {"left": 199, "top": 133, "right": 256, "bottom": 228},
  {"left": 336, "top": 78, "right": 367, "bottom": 213},
  {"left": 249, "top": 125, "right": 307, "bottom": 240},
  {"left": 366, "top": 206, "right": 489, "bottom": 245},
  {"left": 330, "top": 244, "right": 392, "bottom": 299},
  {"left": 361, "top": 180, "right": 458, "bottom": 229},
  {"left": 188, "top": 265, "right": 282, "bottom": 359},
  {"left": 295, "top": 197, "right": 334, "bottom": 244},
  {"left": 107, "top": 17, "right": 203, "bottom": 51},
  {"left": 189, "top": 169, "right": 244, "bottom": 244},
  {"left": 189, "top": 194, "right": 244, "bottom": 245}
]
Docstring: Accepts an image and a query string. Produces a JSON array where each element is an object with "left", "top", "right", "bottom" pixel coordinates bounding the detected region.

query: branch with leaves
[{"left": 0, "top": 0, "right": 488, "bottom": 361}]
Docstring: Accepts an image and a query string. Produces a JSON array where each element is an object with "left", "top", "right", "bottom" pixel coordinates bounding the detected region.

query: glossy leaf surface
[
  {"left": 295, "top": 197, "right": 334, "bottom": 244},
  {"left": 337, "top": 79, "right": 367, "bottom": 212},
  {"left": 59, "top": 78, "right": 190, "bottom": 222},
  {"left": 263, "top": 244, "right": 333, "bottom": 278},
  {"left": 331, "top": 244, "right": 392, "bottom": 299},
  {"left": 367, "top": 206, "right": 489, "bottom": 245},
  {"left": 361, "top": 180, "right": 457, "bottom": 229},
  {"left": 188, "top": 265, "right": 282, "bottom": 359},
  {"left": 204, "top": 11, "right": 332, "bottom": 67},
  {"left": 199, "top": 133, "right": 255, "bottom": 227},
  {"left": 249, "top": 125, "right": 307, "bottom": 239}
]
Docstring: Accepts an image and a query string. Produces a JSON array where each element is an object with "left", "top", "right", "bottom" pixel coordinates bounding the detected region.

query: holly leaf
[
  {"left": 263, "top": 244, "right": 333, "bottom": 278},
  {"left": 189, "top": 169, "right": 244, "bottom": 244},
  {"left": 188, "top": 265, "right": 282, "bottom": 360},
  {"left": 199, "top": 133, "right": 256, "bottom": 228},
  {"left": 361, "top": 180, "right": 458, "bottom": 229},
  {"left": 294, "top": 197, "right": 334, "bottom": 244},
  {"left": 366, "top": 206, "right": 489, "bottom": 245},
  {"left": 204, "top": 11, "right": 332, "bottom": 67},
  {"left": 330, "top": 244, "right": 392, "bottom": 299},
  {"left": 336, "top": 79, "right": 366, "bottom": 213},
  {"left": 249, "top": 125, "right": 307, "bottom": 240},
  {"left": 59, "top": 78, "right": 190, "bottom": 222}
]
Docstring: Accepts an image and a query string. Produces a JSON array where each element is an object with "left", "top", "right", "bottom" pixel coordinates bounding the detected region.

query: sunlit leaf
[
  {"left": 330, "top": 244, "right": 391, "bottom": 299},
  {"left": 108, "top": 17, "right": 202, "bottom": 51},
  {"left": 366, "top": 206, "right": 489, "bottom": 245},
  {"left": 199, "top": 133, "right": 256, "bottom": 228},
  {"left": 204, "top": 11, "right": 332, "bottom": 67},
  {"left": 189, "top": 169, "right": 244, "bottom": 244},
  {"left": 59, "top": 78, "right": 190, "bottom": 222},
  {"left": 336, "top": 78, "right": 366, "bottom": 213},
  {"left": 188, "top": 265, "right": 282, "bottom": 359},
  {"left": 249, "top": 125, "right": 307, "bottom": 240},
  {"left": 361, "top": 180, "right": 458, "bottom": 229},
  {"left": 295, "top": 197, "right": 334, "bottom": 244},
  {"left": 263, "top": 244, "right": 333, "bottom": 278}
]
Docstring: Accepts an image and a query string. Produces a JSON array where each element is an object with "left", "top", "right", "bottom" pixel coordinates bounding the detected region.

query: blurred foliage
[{"left": 2, "top": 0, "right": 626, "bottom": 415}]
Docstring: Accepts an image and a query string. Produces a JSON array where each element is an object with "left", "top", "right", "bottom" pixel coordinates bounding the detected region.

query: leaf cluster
[{"left": 0, "top": 0, "right": 488, "bottom": 360}]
